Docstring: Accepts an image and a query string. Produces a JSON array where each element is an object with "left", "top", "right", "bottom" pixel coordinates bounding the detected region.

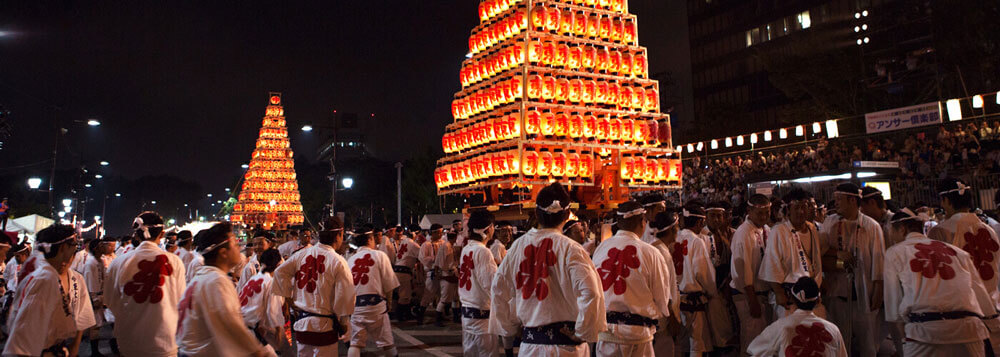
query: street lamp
[
  {"left": 62, "top": 199, "right": 73, "bottom": 207},
  {"left": 95, "top": 174, "right": 103, "bottom": 179},
  {"left": 301, "top": 125, "right": 314, "bottom": 132},
  {"left": 241, "top": 164, "right": 249, "bottom": 169},
  {"left": 206, "top": 194, "right": 213, "bottom": 198},
  {"left": 86, "top": 119, "right": 101, "bottom": 127},
  {"left": 342, "top": 177, "right": 354, "bottom": 189},
  {"left": 115, "top": 193, "right": 121, "bottom": 197},
  {"left": 27, "top": 177, "right": 42, "bottom": 189},
  {"left": 100, "top": 161, "right": 109, "bottom": 166}
]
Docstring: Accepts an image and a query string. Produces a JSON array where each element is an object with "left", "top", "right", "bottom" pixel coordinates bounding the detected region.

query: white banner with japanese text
[{"left": 865, "top": 102, "right": 942, "bottom": 134}]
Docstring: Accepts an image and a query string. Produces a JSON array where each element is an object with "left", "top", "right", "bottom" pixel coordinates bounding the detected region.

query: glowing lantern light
[
  {"left": 574, "top": 11, "right": 588, "bottom": 36},
  {"left": 545, "top": 6, "right": 561, "bottom": 33},
  {"left": 646, "top": 120, "right": 658, "bottom": 146},
  {"left": 586, "top": 13, "right": 600, "bottom": 38},
  {"left": 620, "top": 154, "right": 633, "bottom": 180},
  {"left": 750, "top": 133, "right": 758, "bottom": 144},
  {"left": 696, "top": 142, "right": 704, "bottom": 151},
  {"left": 812, "top": 122, "right": 822, "bottom": 134},
  {"left": 582, "top": 79, "right": 596, "bottom": 104},
  {"left": 595, "top": 80, "right": 609, "bottom": 104},
  {"left": 579, "top": 154, "right": 594, "bottom": 178},
  {"left": 531, "top": 6, "right": 547, "bottom": 31},
  {"left": 559, "top": 9, "right": 574, "bottom": 35},
  {"left": 630, "top": 85, "right": 645, "bottom": 110},
  {"left": 687, "top": 144, "right": 694, "bottom": 153},
  {"left": 525, "top": 109, "right": 541, "bottom": 137},
  {"left": 634, "top": 119, "right": 647, "bottom": 144},
  {"left": 619, "top": 86, "right": 632, "bottom": 108},
  {"left": 569, "top": 114, "right": 584, "bottom": 139},
  {"left": 599, "top": 15, "right": 611, "bottom": 40},
  {"left": 596, "top": 47, "right": 610, "bottom": 73},
  {"left": 946, "top": 99, "right": 962, "bottom": 121},
  {"left": 538, "top": 150, "right": 553, "bottom": 177},
  {"left": 658, "top": 121, "right": 671, "bottom": 147},
  {"left": 795, "top": 125, "right": 804, "bottom": 137},
  {"left": 555, "top": 112, "right": 569, "bottom": 137},
  {"left": 584, "top": 114, "right": 598, "bottom": 141},
  {"left": 566, "top": 152, "right": 580, "bottom": 177},
  {"left": 540, "top": 110, "right": 556, "bottom": 136},
  {"left": 644, "top": 158, "right": 657, "bottom": 183},
  {"left": 763, "top": 130, "right": 772, "bottom": 142},
  {"left": 522, "top": 150, "right": 538, "bottom": 176},
  {"left": 619, "top": 118, "right": 633, "bottom": 144},
  {"left": 569, "top": 78, "right": 583, "bottom": 103},
  {"left": 633, "top": 53, "right": 647, "bottom": 77},
  {"left": 611, "top": 17, "right": 624, "bottom": 43},
  {"left": 644, "top": 87, "right": 659, "bottom": 112},
  {"left": 552, "top": 151, "right": 567, "bottom": 177},
  {"left": 724, "top": 137, "right": 733, "bottom": 147},
  {"left": 826, "top": 120, "right": 840, "bottom": 138},
  {"left": 568, "top": 46, "right": 582, "bottom": 69},
  {"left": 582, "top": 45, "right": 597, "bottom": 69},
  {"left": 710, "top": 139, "right": 718, "bottom": 150},
  {"left": 555, "top": 43, "right": 569, "bottom": 68},
  {"left": 527, "top": 74, "right": 543, "bottom": 99},
  {"left": 542, "top": 75, "right": 556, "bottom": 101},
  {"left": 655, "top": 159, "right": 667, "bottom": 182},
  {"left": 596, "top": 115, "right": 611, "bottom": 142}
]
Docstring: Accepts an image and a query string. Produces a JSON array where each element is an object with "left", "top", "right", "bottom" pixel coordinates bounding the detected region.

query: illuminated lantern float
[
  {"left": 438, "top": 0, "right": 681, "bottom": 204},
  {"left": 232, "top": 92, "right": 305, "bottom": 230}
]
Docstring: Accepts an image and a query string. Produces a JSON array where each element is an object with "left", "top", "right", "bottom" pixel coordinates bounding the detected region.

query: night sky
[{"left": 0, "top": 1, "right": 687, "bottom": 196}]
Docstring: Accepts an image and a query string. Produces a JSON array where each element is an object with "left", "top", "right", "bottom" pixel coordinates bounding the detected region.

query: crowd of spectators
[{"left": 681, "top": 120, "right": 1000, "bottom": 203}]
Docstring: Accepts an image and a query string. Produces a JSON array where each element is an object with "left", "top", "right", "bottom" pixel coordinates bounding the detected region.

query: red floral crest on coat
[
  {"left": 459, "top": 252, "right": 475, "bottom": 291},
  {"left": 672, "top": 240, "right": 688, "bottom": 276},
  {"left": 397, "top": 244, "right": 409, "bottom": 260},
  {"left": 963, "top": 228, "right": 999, "bottom": 281},
  {"left": 909, "top": 241, "right": 957, "bottom": 280},
  {"left": 123, "top": 254, "right": 173, "bottom": 304},
  {"left": 295, "top": 255, "right": 326, "bottom": 293},
  {"left": 351, "top": 254, "right": 375, "bottom": 286},
  {"left": 785, "top": 322, "right": 833, "bottom": 357},
  {"left": 239, "top": 278, "right": 264, "bottom": 306},
  {"left": 598, "top": 245, "right": 640, "bottom": 295},
  {"left": 177, "top": 282, "right": 197, "bottom": 333},
  {"left": 515, "top": 238, "right": 556, "bottom": 300}
]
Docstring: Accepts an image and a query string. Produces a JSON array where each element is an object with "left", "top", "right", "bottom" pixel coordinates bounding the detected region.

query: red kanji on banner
[
  {"left": 351, "top": 254, "right": 375, "bottom": 286},
  {"left": 672, "top": 240, "right": 688, "bottom": 276},
  {"left": 909, "top": 241, "right": 957, "bottom": 280},
  {"left": 516, "top": 238, "right": 556, "bottom": 300},
  {"left": 295, "top": 255, "right": 327, "bottom": 293},
  {"left": 397, "top": 244, "right": 409, "bottom": 260},
  {"left": 177, "top": 282, "right": 197, "bottom": 333},
  {"left": 123, "top": 254, "right": 173, "bottom": 304},
  {"left": 785, "top": 322, "right": 833, "bottom": 357},
  {"left": 963, "top": 228, "right": 999, "bottom": 281},
  {"left": 598, "top": 245, "right": 640, "bottom": 295},
  {"left": 239, "top": 278, "right": 264, "bottom": 307},
  {"left": 459, "top": 252, "right": 475, "bottom": 291}
]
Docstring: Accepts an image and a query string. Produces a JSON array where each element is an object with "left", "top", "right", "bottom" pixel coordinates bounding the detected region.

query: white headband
[
  {"left": 706, "top": 207, "right": 726, "bottom": 212},
  {"left": 939, "top": 182, "right": 970, "bottom": 196},
  {"left": 682, "top": 208, "right": 705, "bottom": 219},
  {"left": 540, "top": 200, "right": 567, "bottom": 214},
  {"left": 642, "top": 201, "right": 666, "bottom": 208},
  {"left": 862, "top": 190, "right": 883, "bottom": 199},
  {"left": 650, "top": 221, "right": 678, "bottom": 235},
  {"left": 890, "top": 208, "right": 926, "bottom": 224},
  {"left": 834, "top": 190, "right": 862, "bottom": 198},
  {"left": 37, "top": 234, "right": 77, "bottom": 254},
  {"left": 199, "top": 238, "right": 233, "bottom": 254},
  {"left": 133, "top": 216, "right": 164, "bottom": 240},
  {"left": 749, "top": 202, "right": 772, "bottom": 209},
  {"left": 617, "top": 208, "right": 646, "bottom": 219},
  {"left": 793, "top": 288, "right": 820, "bottom": 303},
  {"left": 472, "top": 224, "right": 494, "bottom": 237}
]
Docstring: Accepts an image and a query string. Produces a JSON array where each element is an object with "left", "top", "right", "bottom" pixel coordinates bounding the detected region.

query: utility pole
[{"left": 395, "top": 162, "right": 402, "bottom": 225}]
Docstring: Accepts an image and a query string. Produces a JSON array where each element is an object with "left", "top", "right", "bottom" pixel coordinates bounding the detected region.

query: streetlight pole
[{"left": 395, "top": 162, "right": 402, "bottom": 225}]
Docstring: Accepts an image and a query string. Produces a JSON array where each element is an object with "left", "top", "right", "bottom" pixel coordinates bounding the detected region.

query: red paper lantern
[
  {"left": 595, "top": 80, "right": 609, "bottom": 104},
  {"left": 510, "top": 77, "right": 523, "bottom": 99},
  {"left": 514, "top": 8, "right": 528, "bottom": 33},
  {"left": 522, "top": 150, "right": 538, "bottom": 176},
  {"left": 528, "top": 41, "right": 543, "bottom": 64},
  {"left": 619, "top": 51, "right": 633, "bottom": 76},
  {"left": 527, "top": 74, "right": 543, "bottom": 99},
  {"left": 583, "top": 114, "right": 597, "bottom": 140},
  {"left": 609, "top": 118, "right": 622, "bottom": 142},
  {"left": 538, "top": 150, "right": 552, "bottom": 177},
  {"left": 634, "top": 53, "right": 648, "bottom": 77},
  {"left": 559, "top": 9, "right": 574, "bottom": 35},
  {"left": 541, "top": 75, "right": 556, "bottom": 101},
  {"left": 599, "top": 15, "right": 611, "bottom": 40},
  {"left": 607, "top": 81, "right": 620, "bottom": 105},
  {"left": 596, "top": 115, "right": 610, "bottom": 141},
  {"left": 552, "top": 151, "right": 567, "bottom": 177},
  {"left": 624, "top": 18, "right": 637, "bottom": 45},
  {"left": 568, "top": 46, "right": 582, "bottom": 69},
  {"left": 555, "top": 43, "right": 569, "bottom": 68},
  {"left": 555, "top": 77, "right": 570, "bottom": 103},
  {"left": 573, "top": 11, "right": 588, "bottom": 37},
  {"left": 546, "top": 7, "right": 561, "bottom": 33},
  {"left": 531, "top": 6, "right": 546, "bottom": 31},
  {"left": 586, "top": 13, "right": 599, "bottom": 38},
  {"left": 509, "top": 114, "right": 521, "bottom": 137},
  {"left": 609, "top": 50, "right": 622, "bottom": 75},
  {"left": 621, "top": 118, "right": 634, "bottom": 144},
  {"left": 596, "top": 47, "right": 609, "bottom": 73},
  {"left": 611, "top": 17, "right": 624, "bottom": 43},
  {"left": 619, "top": 86, "right": 632, "bottom": 108},
  {"left": 629, "top": 156, "right": 643, "bottom": 181},
  {"left": 566, "top": 152, "right": 579, "bottom": 177},
  {"left": 644, "top": 158, "right": 657, "bottom": 183},
  {"left": 582, "top": 79, "right": 596, "bottom": 104},
  {"left": 582, "top": 46, "right": 596, "bottom": 69},
  {"left": 630, "top": 85, "right": 645, "bottom": 110},
  {"left": 634, "top": 119, "right": 648, "bottom": 144},
  {"left": 579, "top": 154, "right": 594, "bottom": 177},
  {"left": 568, "top": 78, "right": 583, "bottom": 103},
  {"left": 658, "top": 121, "right": 672, "bottom": 147},
  {"left": 646, "top": 120, "right": 659, "bottom": 146},
  {"left": 569, "top": 114, "right": 584, "bottom": 139},
  {"left": 644, "top": 87, "right": 659, "bottom": 112},
  {"left": 554, "top": 112, "right": 569, "bottom": 137},
  {"left": 620, "top": 154, "right": 633, "bottom": 180},
  {"left": 542, "top": 41, "right": 555, "bottom": 67},
  {"left": 525, "top": 109, "right": 541, "bottom": 136},
  {"left": 540, "top": 110, "right": 555, "bottom": 136}
]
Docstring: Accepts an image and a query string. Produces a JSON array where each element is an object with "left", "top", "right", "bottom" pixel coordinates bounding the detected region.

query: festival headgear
[
  {"left": 472, "top": 224, "right": 494, "bottom": 237},
  {"left": 37, "top": 227, "right": 78, "bottom": 254},
  {"left": 748, "top": 201, "right": 772, "bottom": 209},
  {"left": 890, "top": 208, "right": 926, "bottom": 224},
  {"left": 790, "top": 277, "right": 821, "bottom": 303},
  {"left": 200, "top": 237, "right": 232, "bottom": 254},
  {"left": 861, "top": 187, "right": 883, "bottom": 199},
  {"left": 562, "top": 220, "right": 581, "bottom": 235},
  {"left": 540, "top": 200, "right": 568, "bottom": 213},
  {"left": 939, "top": 181, "right": 970, "bottom": 196},
  {"left": 834, "top": 183, "right": 862, "bottom": 198},
  {"left": 618, "top": 207, "right": 646, "bottom": 219},
  {"left": 133, "top": 213, "right": 165, "bottom": 240},
  {"left": 706, "top": 207, "right": 726, "bottom": 212},
  {"left": 642, "top": 200, "right": 666, "bottom": 208},
  {"left": 429, "top": 223, "right": 444, "bottom": 232},
  {"left": 649, "top": 212, "right": 679, "bottom": 235},
  {"left": 682, "top": 208, "right": 705, "bottom": 219},
  {"left": 11, "top": 242, "right": 29, "bottom": 255}
]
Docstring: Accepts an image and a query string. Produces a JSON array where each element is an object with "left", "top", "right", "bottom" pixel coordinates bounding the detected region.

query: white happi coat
[
  {"left": 931, "top": 212, "right": 1000, "bottom": 309},
  {"left": 104, "top": 240, "right": 186, "bottom": 357},
  {"left": 278, "top": 240, "right": 310, "bottom": 260},
  {"left": 237, "top": 253, "right": 260, "bottom": 292},
  {"left": 491, "top": 228, "right": 607, "bottom": 356},
  {"left": 5, "top": 256, "right": 20, "bottom": 292},
  {"left": 748, "top": 309, "right": 847, "bottom": 357},
  {"left": 675, "top": 229, "right": 717, "bottom": 296},
  {"left": 239, "top": 272, "right": 284, "bottom": 330},
  {"left": 459, "top": 240, "right": 498, "bottom": 335},
  {"left": 178, "top": 247, "right": 195, "bottom": 266},
  {"left": 731, "top": 219, "right": 770, "bottom": 292},
  {"left": 83, "top": 254, "right": 114, "bottom": 325},
  {"left": 185, "top": 251, "right": 204, "bottom": 283},
  {"left": 419, "top": 240, "right": 443, "bottom": 271},
  {"left": 649, "top": 239, "right": 681, "bottom": 318},
  {"left": 4, "top": 259, "right": 95, "bottom": 356},
  {"left": 820, "top": 213, "right": 884, "bottom": 306},
  {"left": 378, "top": 236, "right": 399, "bottom": 266},
  {"left": 761, "top": 221, "right": 824, "bottom": 286},
  {"left": 348, "top": 247, "right": 400, "bottom": 313},
  {"left": 272, "top": 243, "right": 355, "bottom": 339},
  {"left": 490, "top": 239, "right": 507, "bottom": 263},
  {"left": 592, "top": 230, "right": 672, "bottom": 343},
  {"left": 884, "top": 232, "right": 994, "bottom": 344},
  {"left": 395, "top": 237, "right": 420, "bottom": 268},
  {"left": 178, "top": 266, "right": 266, "bottom": 357},
  {"left": 71, "top": 249, "right": 88, "bottom": 273}
]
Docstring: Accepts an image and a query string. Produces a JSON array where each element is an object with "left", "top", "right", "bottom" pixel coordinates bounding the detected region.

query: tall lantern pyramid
[
  {"left": 435, "top": 0, "right": 682, "bottom": 203},
  {"left": 232, "top": 92, "right": 305, "bottom": 230}
]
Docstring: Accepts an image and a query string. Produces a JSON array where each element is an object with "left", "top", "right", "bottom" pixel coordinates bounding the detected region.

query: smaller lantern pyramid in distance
[{"left": 231, "top": 92, "right": 305, "bottom": 230}]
